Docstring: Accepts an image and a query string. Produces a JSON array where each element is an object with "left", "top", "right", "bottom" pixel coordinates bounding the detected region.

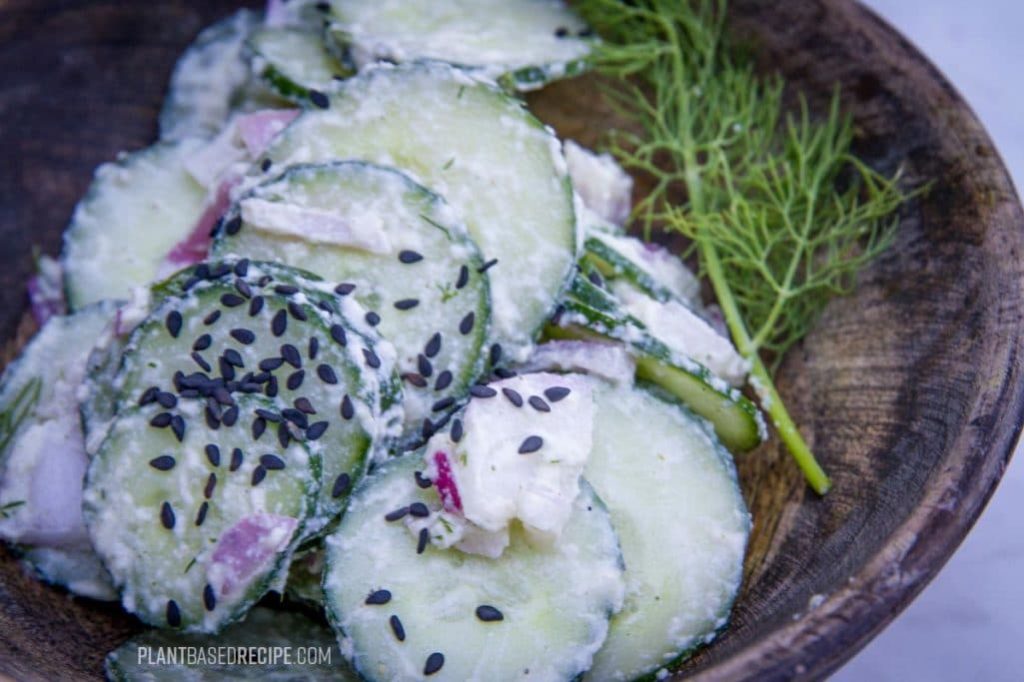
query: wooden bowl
[{"left": 1, "top": 0, "right": 1021, "bottom": 679}]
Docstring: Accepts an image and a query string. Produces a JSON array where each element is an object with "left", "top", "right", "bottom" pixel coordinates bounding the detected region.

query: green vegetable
[
  {"left": 576, "top": 0, "right": 915, "bottom": 494},
  {"left": 0, "top": 378, "right": 41, "bottom": 454}
]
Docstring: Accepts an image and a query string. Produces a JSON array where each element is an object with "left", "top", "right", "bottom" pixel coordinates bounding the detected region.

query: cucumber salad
[{"left": 0, "top": 1, "right": 766, "bottom": 680}]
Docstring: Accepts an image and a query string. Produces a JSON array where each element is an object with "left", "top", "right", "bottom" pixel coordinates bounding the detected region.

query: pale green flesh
[
  {"left": 323, "top": 455, "right": 625, "bottom": 682},
  {"left": 116, "top": 263, "right": 381, "bottom": 523},
  {"left": 105, "top": 607, "right": 357, "bottom": 681},
  {"left": 20, "top": 546, "right": 116, "bottom": 602},
  {"left": 84, "top": 401, "right": 317, "bottom": 633},
  {"left": 249, "top": 27, "right": 352, "bottom": 100},
  {"left": 61, "top": 140, "right": 208, "bottom": 310},
  {"left": 328, "top": 0, "right": 593, "bottom": 90},
  {"left": 260, "top": 62, "right": 577, "bottom": 357},
  {"left": 215, "top": 161, "right": 490, "bottom": 441},
  {"left": 583, "top": 384, "right": 750, "bottom": 681}
]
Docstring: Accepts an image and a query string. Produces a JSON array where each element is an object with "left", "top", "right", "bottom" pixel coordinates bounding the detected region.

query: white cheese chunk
[
  {"left": 238, "top": 197, "right": 393, "bottom": 254},
  {"left": 564, "top": 140, "right": 634, "bottom": 226}
]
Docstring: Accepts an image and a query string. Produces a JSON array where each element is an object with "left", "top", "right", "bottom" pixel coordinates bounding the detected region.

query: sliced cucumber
[
  {"left": 0, "top": 304, "right": 117, "bottom": 601},
  {"left": 583, "top": 232, "right": 701, "bottom": 306},
  {"left": 285, "top": 545, "right": 326, "bottom": 608},
  {"left": 215, "top": 162, "right": 490, "bottom": 443},
  {"left": 61, "top": 140, "right": 209, "bottom": 309},
  {"left": 584, "top": 383, "right": 750, "bottom": 681},
  {"left": 249, "top": 27, "right": 354, "bottom": 105},
  {"left": 326, "top": 0, "right": 595, "bottom": 91},
  {"left": 259, "top": 62, "right": 577, "bottom": 358},
  {"left": 160, "top": 10, "right": 263, "bottom": 141},
  {"left": 84, "top": 399, "right": 317, "bottom": 633},
  {"left": 547, "top": 288, "right": 764, "bottom": 452},
  {"left": 19, "top": 546, "right": 116, "bottom": 602},
  {"left": 113, "top": 261, "right": 394, "bottom": 526},
  {"left": 323, "top": 455, "right": 624, "bottom": 681},
  {"left": 105, "top": 607, "right": 355, "bottom": 681}
]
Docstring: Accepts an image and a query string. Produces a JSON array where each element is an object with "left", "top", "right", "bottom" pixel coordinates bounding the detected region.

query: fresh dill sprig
[{"left": 576, "top": 0, "right": 912, "bottom": 494}]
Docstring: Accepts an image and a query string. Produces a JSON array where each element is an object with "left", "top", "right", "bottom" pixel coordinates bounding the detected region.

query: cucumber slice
[
  {"left": 323, "top": 455, "right": 624, "bottom": 681},
  {"left": 285, "top": 545, "right": 326, "bottom": 608},
  {"left": 259, "top": 62, "right": 577, "bottom": 358},
  {"left": 547, "top": 291, "right": 764, "bottom": 452},
  {"left": 61, "top": 140, "right": 209, "bottom": 310},
  {"left": 84, "top": 400, "right": 318, "bottom": 633},
  {"left": 583, "top": 383, "right": 750, "bottom": 681},
  {"left": 19, "top": 546, "right": 116, "bottom": 602},
  {"left": 326, "top": 0, "right": 595, "bottom": 91},
  {"left": 159, "top": 10, "right": 263, "bottom": 141},
  {"left": 105, "top": 607, "right": 354, "bottom": 681},
  {"left": 214, "top": 161, "right": 490, "bottom": 443},
  {"left": 583, "top": 232, "right": 701, "bottom": 306},
  {"left": 0, "top": 304, "right": 118, "bottom": 600},
  {"left": 248, "top": 27, "right": 354, "bottom": 105},
  {"left": 114, "top": 261, "right": 395, "bottom": 526}
]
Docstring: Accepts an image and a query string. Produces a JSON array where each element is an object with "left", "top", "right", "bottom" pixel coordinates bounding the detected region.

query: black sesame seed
[
  {"left": 203, "top": 310, "right": 222, "bottom": 326},
  {"left": 288, "top": 301, "right": 307, "bottom": 321},
  {"left": 432, "top": 397, "right": 455, "bottom": 412},
  {"left": 470, "top": 385, "right": 497, "bottom": 398},
  {"left": 183, "top": 275, "right": 201, "bottom": 291},
  {"left": 259, "top": 357, "right": 284, "bottom": 372},
  {"left": 210, "top": 262, "right": 232, "bottom": 278},
  {"left": 424, "top": 653, "right": 444, "bottom": 676},
  {"left": 424, "top": 332, "right": 442, "bottom": 358},
  {"left": 219, "top": 359, "right": 235, "bottom": 381},
  {"left": 213, "top": 386, "right": 234, "bottom": 406},
  {"left": 139, "top": 386, "right": 160, "bottom": 406},
  {"left": 251, "top": 466, "right": 267, "bottom": 486},
  {"left": 171, "top": 416, "right": 186, "bottom": 442},
  {"left": 224, "top": 216, "right": 242, "bottom": 236},
  {"left": 422, "top": 419, "right": 435, "bottom": 439},
  {"left": 274, "top": 284, "right": 298, "bottom": 296},
  {"left": 260, "top": 454, "right": 286, "bottom": 470},
  {"left": 409, "top": 502, "right": 430, "bottom": 518},
  {"left": 403, "top": 372, "right": 428, "bottom": 388},
  {"left": 489, "top": 343, "right": 503, "bottom": 366},
  {"left": 306, "top": 421, "right": 329, "bottom": 440},
  {"left": 365, "top": 311, "right": 381, "bottom": 326},
  {"left": 196, "top": 264, "right": 212, "bottom": 279},
  {"left": 366, "top": 589, "right": 391, "bottom": 605},
  {"left": 398, "top": 250, "right": 423, "bottom": 264},
  {"left": 287, "top": 370, "right": 305, "bottom": 391},
  {"left": 235, "top": 279, "right": 253, "bottom": 299},
  {"left": 203, "top": 444, "right": 220, "bottom": 467},
  {"left": 223, "top": 349, "right": 244, "bottom": 368},
  {"left": 317, "top": 364, "right": 339, "bottom": 384},
  {"left": 330, "top": 324, "right": 347, "bottom": 346},
  {"left": 234, "top": 259, "right": 250, "bottom": 277},
  {"left": 271, "top": 309, "right": 288, "bottom": 337},
  {"left": 256, "top": 408, "right": 282, "bottom": 423},
  {"left": 281, "top": 344, "right": 302, "bottom": 368},
  {"left": 394, "top": 298, "right": 419, "bottom": 310},
  {"left": 278, "top": 423, "right": 292, "bottom": 448},
  {"left": 309, "top": 89, "right": 330, "bottom": 109},
  {"left": 166, "top": 600, "right": 181, "bottom": 627},
  {"left": 160, "top": 502, "right": 175, "bottom": 529},
  {"left": 265, "top": 376, "right": 279, "bottom": 398},
  {"left": 363, "top": 348, "right": 381, "bottom": 369},
  {"left": 335, "top": 282, "right": 356, "bottom": 296},
  {"left": 544, "top": 386, "right": 572, "bottom": 402},
  {"left": 417, "top": 354, "right": 433, "bottom": 378},
  {"left": 434, "top": 370, "right": 453, "bottom": 392},
  {"left": 332, "top": 472, "right": 351, "bottom": 498},
  {"left": 459, "top": 311, "right": 475, "bottom": 335},
  {"left": 230, "top": 328, "right": 255, "bottom": 345},
  {"left": 225, "top": 449, "right": 242, "bottom": 474},
  {"left": 528, "top": 396, "right": 551, "bottom": 412},
  {"left": 455, "top": 265, "right": 470, "bottom": 289},
  {"left": 555, "top": 26, "right": 569, "bottom": 37},
  {"left": 204, "top": 472, "right": 217, "bottom": 499},
  {"left": 341, "top": 395, "right": 355, "bottom": 420},
  {"left": 257, "top": 275, "right": 272, "bottom": 286},
  {"left": 478, "top": 258, "right": 498, "bottom": 274},
  {"left": 476, "top": 605, "right": 504, "bottom": 622},
  {"left": 385, "top": 506, "right": 410, "bottom": 522},
  {"left": 294, "top": 397, "right": 316, "bottom": 414},
  {"left": 308, "top": 336, "right": 319, "bottom": 360},
  {"left": 389, "top": 614, "right": 406, "bottom": 642},
  {"left": 451, "top": 418, "right": 464, "bottom": 443},
  {"left": 518, "top": 435, "right": 543, "bottom": 454},
  {"left": 156, "top": 392, "right": 178, "bottom": 409},
  {"left": 195, "top": 501, "right": 209, "bottom": 526},
  {"left": 222, "top": 405, "right": 239, "bottom": 427},
  {"left": 588, "top": 271, "right": 604, "bottom": 288},
  {"left": 415, "top": 471, "right": 433, "bottom": 489},
  {"left": 248, "top": 295, "right": 265, "bottom": 317},
  {"left": 283, "top": 408, "right": 309, "bottom": 429},
  {"left": 206, "top": 404, "right": 221, "bottom": 430},
  {"left": 220, "top": 293, "right": 244, "bottom": 308},
  {"left": 203, "top": 584, "right": 216, "bottom": 611},
  {"left": 165, "top": 311, "right": 183, "bottom": 338},
  {"left": 417, "top": 528, "right": 429, "bottom": 554},
  {"left": 149, "top": 455, "right": 175, "bottom": 471},
  {"left": 494, "top": 367, "right": 517, "bottom": 379},
  {"left": 193, "top": 334, "right": 212, "bottom": 352},
  {"left": 252, "top": 417, "right": 267, "bottom": 440},
  {"left": 502, "top": 388, "right": 523, "bottom": 407}
]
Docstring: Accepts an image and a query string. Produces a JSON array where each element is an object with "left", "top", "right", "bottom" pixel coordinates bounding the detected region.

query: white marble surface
[{"left": 835, "top": 2, "right": 1024, "bottom": 680}]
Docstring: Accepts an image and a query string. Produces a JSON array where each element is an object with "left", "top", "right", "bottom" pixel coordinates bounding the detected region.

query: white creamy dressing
[
  {"left": 594, "top": 231, "right": 703, "bottom": 306},
  {"left": 239, "top": 197, "right": 393, "bottom": 253},
  {"left": 564, "top": 140, "right": 634, "bottom": 226}
]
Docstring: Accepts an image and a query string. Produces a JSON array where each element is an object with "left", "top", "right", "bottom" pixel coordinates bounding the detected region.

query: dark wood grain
[{"left": 1, "top": 1, "right": 1022, "bottom": 680}]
